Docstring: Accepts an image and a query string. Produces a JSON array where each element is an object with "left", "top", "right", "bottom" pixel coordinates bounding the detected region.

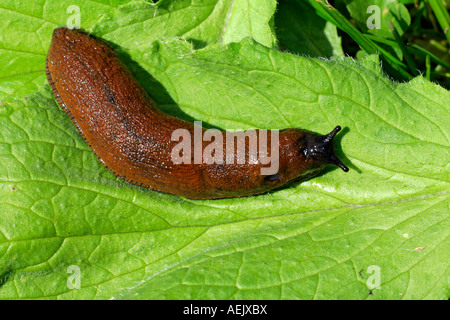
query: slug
[{"left": 45, "top": 27, "right": 348, "bottom": 200}]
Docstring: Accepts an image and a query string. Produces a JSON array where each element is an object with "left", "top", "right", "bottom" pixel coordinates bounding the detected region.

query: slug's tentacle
[
  {"left": 325, "top": 126, "right": 349, "bottom": 172},
  {"left": 330, "top": 154, "right": 349, "bottom": 172},
  {"left": 324, "top": 125, "right": 342, "bottom": 143}
]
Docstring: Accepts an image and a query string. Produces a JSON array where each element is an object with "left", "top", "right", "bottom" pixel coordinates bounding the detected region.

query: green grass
[{"left": 293, "top": 0, "right": 450, "bottom": 88}]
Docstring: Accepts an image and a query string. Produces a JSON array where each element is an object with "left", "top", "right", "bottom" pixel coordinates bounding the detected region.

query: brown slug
[{"left": 45, "top": 27, "right": 348, "bottom": 200}]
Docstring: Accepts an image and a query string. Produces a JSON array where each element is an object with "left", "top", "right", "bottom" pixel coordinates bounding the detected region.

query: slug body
[{"left": 46, "top": 27, "right": 348, "bottom": 200}]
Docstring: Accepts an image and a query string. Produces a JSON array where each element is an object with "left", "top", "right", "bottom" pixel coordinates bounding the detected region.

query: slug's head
[{"left": 303, "top": 126, "right": 349, "bottom": 172}]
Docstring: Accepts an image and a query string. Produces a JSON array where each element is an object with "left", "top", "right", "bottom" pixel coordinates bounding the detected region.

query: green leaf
[
  {"left": 275, "top": 0, "right": 344, "bottom": 57},
  {"left": 93, "top": 0, "right": 278, "bottom": 49},
  {"left": 0, "top": 0, "right": 278, "bottom": 103},
  {"left": 0, "top": 37, "right": 449, "bottom": 299}
]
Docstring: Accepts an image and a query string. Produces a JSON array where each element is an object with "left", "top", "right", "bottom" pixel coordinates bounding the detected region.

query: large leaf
[
  {"left": 0, "top": 0, "right": 277, "bottom": 102},
  {"left": 93, "top": 0, "right": 277, "bottom": 49},
  {"left": 0, "top": 35, "right": 448, "bottom": 299}
]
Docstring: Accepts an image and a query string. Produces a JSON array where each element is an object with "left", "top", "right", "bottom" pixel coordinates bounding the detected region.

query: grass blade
[
  {"left": 390, "top": 20, "right": 418, "bottom": 75},
  {"left": 427, "top": 0, "right": 450, "bottom": 43},
  {"left": 303, "top": 0, "right": 412, "bottom": 80}
]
